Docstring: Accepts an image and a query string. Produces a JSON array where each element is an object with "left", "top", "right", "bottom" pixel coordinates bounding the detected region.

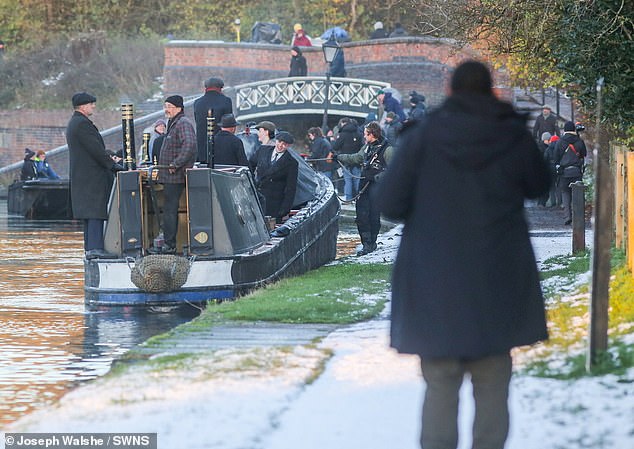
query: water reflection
[{"left": 0, "top": 199, "right": 200, "bottom": 425}]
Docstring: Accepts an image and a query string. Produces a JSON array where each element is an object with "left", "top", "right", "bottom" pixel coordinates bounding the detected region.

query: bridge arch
[{"left": 233, "top": 76, "right": 390, "bottom": 122}]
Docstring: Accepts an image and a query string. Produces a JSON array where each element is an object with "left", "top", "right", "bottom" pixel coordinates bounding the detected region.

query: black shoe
[
  {"left": 85, "top": 249, "right": 117, "bottom": 260},
  {"left": 356, "top": 243, "right": 376, "bottom": 256},
  {"left": 564, "top": 219, "right": 572, "bottom": 225}
]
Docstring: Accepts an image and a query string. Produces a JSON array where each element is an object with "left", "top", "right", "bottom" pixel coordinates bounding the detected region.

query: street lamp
[
  {"left": 234, "top": 19, "right": 241, "bottom": 43},
  {"left": 321, "top": 35, "right": 340, "bottom": 133}
]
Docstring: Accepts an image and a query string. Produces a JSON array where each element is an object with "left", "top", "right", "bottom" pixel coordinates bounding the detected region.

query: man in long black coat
[
  {"left": 251, "top": 131, "right": 298, "bottom": 222},
  {"left": 193, "top": 77, "right": 233, "bottom": 164},
  {"left": 66, "top": 92, "right": 120, "bottom": 257},
  {"left": 376, "top": 61, "right": 550, "bottom": 449}
]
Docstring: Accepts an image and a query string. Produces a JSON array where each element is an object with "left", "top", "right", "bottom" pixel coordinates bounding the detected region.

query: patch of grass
[
  {"left": 525, "top": 341, "right": 634, "bottom": 379},
  {"left": 204, "top": 262, "right": 391, "bottom": 325},
  {"left": 140, "top": 262, "right": 391, "bottom": 347},
  {"left": 540, "top": 250, "right": 590, "bottom": 282},
  {"left": 522, "top": 247, "right": 634, "bottom": 379}
]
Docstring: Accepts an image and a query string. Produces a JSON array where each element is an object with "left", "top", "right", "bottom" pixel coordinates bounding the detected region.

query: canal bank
[{"left": 5, "top": 208, "right": 633, "bottom": 449}]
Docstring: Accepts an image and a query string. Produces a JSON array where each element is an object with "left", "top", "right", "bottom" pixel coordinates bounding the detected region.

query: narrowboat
[{"left": 84, "top": 160, "right": 340, "bottom": 307}]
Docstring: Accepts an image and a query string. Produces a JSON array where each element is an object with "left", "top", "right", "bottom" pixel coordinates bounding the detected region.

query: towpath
[{"left": 6, "top": 204, "right": 632, "bottom": 449}]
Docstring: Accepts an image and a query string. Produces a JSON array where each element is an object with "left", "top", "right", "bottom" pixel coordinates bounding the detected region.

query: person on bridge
[
  {"left": 369, "top": 21, "right": 388, "bottom": 39},
  {"left": 378, "top": 90, "right": 406, "bottom": 122},
  {"left": 213, "top": 113, "right": 248, "bottom": 166},
  {"left": 194, "top": 77, "right": 233, "bottom": 164},
  {"left": 288, "top": 46, "right": 308, "bottom": 77},
  {"left": 291, "top": 23, "right": 312, "bottom": 47},
  {"left": 66, "top": 92, "right": 124, "bottom": 259},
  {"left": 333, "top": 121, "right": 393, "bottom": 255},
  {"left": 376, "top": 60, "right": 550, "bottom": 449}
]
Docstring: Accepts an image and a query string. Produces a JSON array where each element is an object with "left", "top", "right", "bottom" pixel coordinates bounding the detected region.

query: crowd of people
[{"left": 26, "top": 52, "right": 587, "bottom": 449}]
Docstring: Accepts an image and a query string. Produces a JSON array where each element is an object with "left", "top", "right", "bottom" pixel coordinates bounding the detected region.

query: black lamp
[{"left": 321, "top": 35, "right": 340, "bottom": 133}]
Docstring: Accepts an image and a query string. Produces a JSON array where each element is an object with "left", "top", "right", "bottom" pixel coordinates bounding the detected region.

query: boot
[{"left": 357, "top": 233, "right": 376, "bottom": 256}]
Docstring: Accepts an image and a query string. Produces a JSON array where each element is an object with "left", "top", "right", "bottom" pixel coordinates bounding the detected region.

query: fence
[{"left": 613, "top": 145, "right": 634, "bottom": 272}]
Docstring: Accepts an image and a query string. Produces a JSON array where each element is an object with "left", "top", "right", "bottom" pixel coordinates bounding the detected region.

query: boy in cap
[{"left": 251, "top": 130, "right": 298, "bottom": 222}]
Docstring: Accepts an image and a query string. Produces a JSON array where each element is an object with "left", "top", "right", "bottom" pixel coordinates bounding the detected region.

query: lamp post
[
  {"left": 321, "top": 36, "right": 340, "bottom": 133},
  {"left": 234, "top": 19, "right": 241, "bottom": 43}
]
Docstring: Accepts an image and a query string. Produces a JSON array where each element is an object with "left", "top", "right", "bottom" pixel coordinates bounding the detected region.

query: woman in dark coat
[
  {"left": 288, "top": 46, "right": 307, "bottom": 77},
  {"left": 376, "top": 61, "right": 550, "bottom": 449}
]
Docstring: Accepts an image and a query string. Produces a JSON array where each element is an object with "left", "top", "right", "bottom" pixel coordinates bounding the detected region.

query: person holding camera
[{"left": 333, "top": 121, "right": 393, "bottom": 255}]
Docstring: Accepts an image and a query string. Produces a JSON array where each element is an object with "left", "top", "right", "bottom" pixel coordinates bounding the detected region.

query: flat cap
[
  {"left": 72, "top": 92, "right": 97, "bottom": 107},
  {"left": 255, "top": 121, "right": 276, "bottom": 133},
  {"left": 276, "top": 131, "right": 294, "bottom": 144}
]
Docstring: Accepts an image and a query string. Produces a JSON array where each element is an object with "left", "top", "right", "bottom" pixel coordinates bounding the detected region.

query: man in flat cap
[
  {"left": 155, "top": 95, "right": 197, "bottom": 254},
  {"left": 251, "top": 130, "right": 298, "bottom": 222},
  {"left": 213, "top": 113, "right": 248, "bottom": 166},
  {"left": 66, "top": 92, "right": 123, "bottom": 259},
  {"left": 193, "top": 76, "right": 233, "bottom": 164},
  {"left": 532, "top": 105, "right": 560, "bottom": 143}
]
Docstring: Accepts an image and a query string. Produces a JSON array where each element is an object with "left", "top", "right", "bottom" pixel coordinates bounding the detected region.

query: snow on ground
[{"left": 3, "top": 223, "right": 634, "bottom": 449}]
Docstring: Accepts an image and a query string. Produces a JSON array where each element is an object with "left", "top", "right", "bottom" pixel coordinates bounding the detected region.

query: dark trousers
[
  {"left": 355, "top": 181, "right": 380, "bottom": 245},
  {"left": 163, "top": 183, "right": 185, "bottom": 248},
  {"left": 560, "top": 176, "right": 581, "bottom": 221},
  {"left": 419, "top": 353, "right": 512, "bottom": 449},
  {"left": 83, "top": 219, "right": 105, "bottom": 251}
]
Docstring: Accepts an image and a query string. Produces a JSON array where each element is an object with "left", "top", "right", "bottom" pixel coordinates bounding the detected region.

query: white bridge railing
[{"left": 233, "top": 76, "right": 390, "bottom": 121}]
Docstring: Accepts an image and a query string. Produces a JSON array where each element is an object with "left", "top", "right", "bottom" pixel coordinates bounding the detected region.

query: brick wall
[
  {"left": 1, "top": 38, "right": 513, "bottom": 183},
  {"left": 163, "top": 37, "right": 485, "bottom": 107}
]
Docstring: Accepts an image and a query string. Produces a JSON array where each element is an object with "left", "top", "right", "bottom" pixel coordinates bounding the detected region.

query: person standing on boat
[
  {"left": 194, "top": 77, "right": 233, "bottom": 164},
  {"left": 66, "top": 92, "right": 123, "bottom": 259},
  {"left": 156, "top": 95, "right": 197, "bottom": 254},
  {"left": 251, "top": 131, "right": 298, "bottom": 223},
  {"left": 213, "top": 113, "right": 248, "bottom": 166}
]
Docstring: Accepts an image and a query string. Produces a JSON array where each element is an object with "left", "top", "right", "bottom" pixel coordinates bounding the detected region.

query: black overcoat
[
  {"left": 376, "top": 94, "right": 550, "bottom": 359},
  {"left": 66, "top": 111, "right": 114, "bottom": 220},
  {"left": 193, "top": 91, "right": 233, "bottom": 162},
  {"left": 213, "top": 130, "right": 248, "bottom": 166},
  {"left": 253, "top": 147, "right": 298, "bottom": 219}
]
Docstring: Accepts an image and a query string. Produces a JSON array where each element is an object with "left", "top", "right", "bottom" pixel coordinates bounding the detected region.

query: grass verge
[
  {"left": 520, "top": 248, "right": 634, "bottom": 379},
  {"left": 142, "top": 262, "right": 391, "bottom": 347}
]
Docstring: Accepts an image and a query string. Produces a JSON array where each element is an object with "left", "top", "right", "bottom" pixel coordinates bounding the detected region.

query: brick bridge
[{"left": 1, "top": 37, "right": 494, "bottom": 182}]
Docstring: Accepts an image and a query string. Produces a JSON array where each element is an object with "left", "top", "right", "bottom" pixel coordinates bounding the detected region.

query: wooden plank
[
  {"left": 614, "top": 148, "right": 625, "bottom": 248},
  {"left": 628, "top": 152, "right": 634, "bottom": 271}
]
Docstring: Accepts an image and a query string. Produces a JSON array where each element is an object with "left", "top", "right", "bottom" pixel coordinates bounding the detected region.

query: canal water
[
  {"left": 0, "top": 199, "right": 201, "bottom": 426},
  {"left": 0, "top": 199, "right": 361, "bottom": 426}
]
